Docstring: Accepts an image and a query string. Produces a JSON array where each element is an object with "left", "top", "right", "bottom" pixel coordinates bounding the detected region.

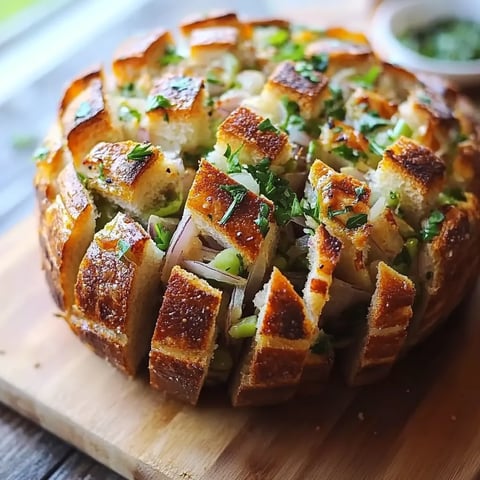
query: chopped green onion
[
  {"left": 267, "top": 28, "right": 289, "bottom": 47},
  {"left": 328, "top": 206, "right": 353, "bottom": 218},
  {"left": 229, "top": 315, "right": 258, "bottom": 338},
  {"left": 386, "top": 191, "right": 400, "bottom": 209},
  {"left": 153, "top": 223, "right": 173, "bottom": 251},
  {"left": 152, "top": 194, "right": 183, "bottom": 217},
  {"left": 350, "top": 65, "right": 381, "bottom": 89},
  {"left": 210, "top": 248, "right": 244, "bottom": 276},
  {"left": 389, "top": 119, "right": 413, "bottom": 141}
]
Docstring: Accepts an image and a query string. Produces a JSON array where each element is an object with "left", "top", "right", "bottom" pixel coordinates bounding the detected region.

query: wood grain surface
[{"left": 0, "top": 215, "right": 480, "bottom": 480}]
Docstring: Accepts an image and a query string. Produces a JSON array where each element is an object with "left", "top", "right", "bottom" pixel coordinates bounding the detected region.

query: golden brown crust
[
  {"left": 346, "top": 262, "right": 415, "bottom": 386},
  {"left": 185, "top": 159, "right": 276, "bottom": 265},
  {"left": 230, "top": 268, "right": 313, "bottom": 406},
  {"left": 264, "top": 61, "right": 328, "bottom": 119},
  {"left": 72, "top": 213, "right": 162, "bottom": 375},
  {"left": 39, "top": 163, "right": 96, "bottom": 312},
  {"left": 59, "top": 68, "right": 120, "bottom": 165},
  {"left": 409, "top": 197, "right": 480, "bottom": 345},
  {"left": 149, "top": 266, "right": 222, "bottom": 404},
  {"left": 383, "top": 137, "right": 446, "bottom": 193},
  {"left": 112, "top": 29, "right": 175, "bottom": 84},
  {"left": 180, "top": 11, "right": 240, "bottom": 36},
  {"left": 217, "top": 106, "right": 291, "bottom": 165}
]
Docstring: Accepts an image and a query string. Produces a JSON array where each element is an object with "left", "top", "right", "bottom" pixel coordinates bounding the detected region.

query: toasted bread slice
[
  {"left": 149, "top": 266, "right": 222, "bottom": 405},
  {"left": 309, "top": 159, "right": 372, "bottom": 290},
  {"left": 71, "top": 213, "right": 163, "bottom": 375},
  {"left": 345, "top": 262, "right": 415, "bottom": 386},
  {"left": 33, "top": 122, "right": 70, "bottom": 212},
  {"left": 39, "top": 163, "right": 96, "bottom": 312},
  {"left": 262, "top": 61, "right": 328, "bottom": 120},
  {"left": 215, "top": 106, "right": 291, "bottom": 167},
  {"left": 112, "top": 28, "right": 175, "bottom": 86},
  {"left": 60, "top": 67, "right": 121, "bottom": 166},
  {"left": 301, "top": 225, "right": 342, "bottom": 385},
  {"left": 299, "top": 331, "right": 335, "bottom": 389},
  {"left": 409, "top": 197, "right": 480, "bottom": 345},
  {"left": 189, "top": 26, "right": 240, "bottom": 64},
  {"left": 374, "top": 137, "right": 446, "bottom": 225},
  {"left": 230, "top": 268, "right": 314, "bottom": 406},
  {"left": 185, "top": 159, "right": 278, "bottom": 267},
  {"left": 146, "top": 75, "right": 211, "bottom": 152},
  {"left": 79, "top": 141, "right": 183, "bottom": 219},
  {"left": 180, "top": 11, "right": 241, "bottom": 36}
]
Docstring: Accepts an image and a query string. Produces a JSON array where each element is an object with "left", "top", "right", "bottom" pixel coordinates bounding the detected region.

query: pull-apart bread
[{"left": 34, "top": 11, "right": 480, "bottom": 406}]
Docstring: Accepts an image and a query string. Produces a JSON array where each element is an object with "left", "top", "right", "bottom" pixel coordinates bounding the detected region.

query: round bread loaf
[{"left": 34, "top": 12, "right": 480, "bottom": 406}]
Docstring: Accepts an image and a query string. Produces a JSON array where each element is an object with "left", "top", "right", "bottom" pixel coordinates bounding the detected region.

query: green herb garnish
[
  {"left": 328, "top": 206, "right": 353, "bottom": 218},
  {"left": 323, "top": 86, "right": 346, "bottom": 120},
  {"left": 331, "top": 144, "right": 366, "bottom": 163},
  {"left": 98, "top": 162, "right": 106, "bottom": 182},
  {"left": 146, "top": 94, "right": 172, "bottom": 121},
  {"left": 160, "top": 45, "right": 184, "bottom": 66},
  {"left": 294, "top": 61, "right": 322, "bottom": 83},
  {"left": 387, "top": 191, "right": 400, "bottom": 209},
  {"left": 258, "top": 118, "right": 279, "bottom": 133},
  {"left": 420, "top": 210, "right": 445, "bottom": 242},
  {"left": 301, "top": 198, "right": 320, "bottom": 224},
  {"left": 273, "top": 41, "right": 305, "bottom": 62},
  {"left": 219, "top": 184, "right": 248, "bottom": 225},
  {"left": 224, "top": 144, "right": 243, "bottom": 173},
  {"left": 350, "top": 65, "right": 381, "bottom": 89},
  {"left": 354, "top": 186, "right": 366, "bottom": 202},
  {"left": 345, "top": 213, "right": 368, "bottom": 229},
  {"left": 255, "top": 202, "right": 271, "bottom": 237},
  {"left": 280, "top": 97, "right": 306, "bottom": 132},
  {"left": 267, "top": 28, "right": 290, "bottom": 47},
  {"left": 127, "top": 143, "right": 154, "bottom": 161},
  {"left": 358, "top": 112, "right": 390, "bottom": 134},
  {"left": 154, "top": 223, "right": 173, "bottom": 251}
]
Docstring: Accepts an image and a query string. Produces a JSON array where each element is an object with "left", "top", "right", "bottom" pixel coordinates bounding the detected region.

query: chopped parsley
[
  {"left": 224, "top": 144, "right": 243, "bottom": 173},
  {"left": 301, "top": 198, "right": 320, "bottom": 224},
  {"left": 420, "top": 210, "right": 445, "bottom": 242},
  {"left": 345, "top": 213, "right": 368, "bottom": 229},
  {"left": 354, "top": 185, "right": 366, "bottom": 202},
  {"left": 153, "top": 223, "right": 173, "bottom": 251},
  {"left": 127, "top": 143, "right": 154, "bottom": 161},
  {"left": 74, "top": 101, "right": 92, "bottom": 121},
  {"left": 328, "top": 206, "right": 352, "bottom": 218},
  {"left": 280, "top": 97, "right": 306, "bottom": 132},
  {"left": 219, "top": 184, "right": 248, "bottom": 225},
  {"left": 351, "top": 65, "right": 382, "bottom": 89},
  {"left": 120, "top": 83, "right": 135, "bottom": 97},
  {"left": 33, "top": 146, "right": 49, "bottom": 162},
  {"left": 258, "top": 118, "right": 279, "bottom": 133},
  {"left": 255, "top": 202, "right": 271, "bottom": 237},
  {"left": 118, "top": 103, "right": 141, "bottom": 122},
  {"left": 160, "top": 45, "right": 184, "bottom": 66},
  {"left": 245, "top": 158, "right": 301, "bottom": 225},
  {"left": 323, "top": 86, "right": 346, "bottom": 120},
  {"left": 358, "top": 112, "right": 390, "bottom": 134},
  {"left": 146, "top": 94, "right": 172, "bottom": 121},
  {"left": 310, "top": 53, "right": 329, "bottom": 72},
  {"left": 117, "top": 239, "right": 131, "bottom": 260},
  {"left": 331, "top": 144, "right": 366, "bottom": 163},
  {"left": 295, "top": 61, "right": 322, "bottom": 83}
]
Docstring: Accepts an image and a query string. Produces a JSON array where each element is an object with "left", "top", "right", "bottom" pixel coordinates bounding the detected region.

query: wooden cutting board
[{"left": 1, "top": 215, "right": 480, "bottom": 480}]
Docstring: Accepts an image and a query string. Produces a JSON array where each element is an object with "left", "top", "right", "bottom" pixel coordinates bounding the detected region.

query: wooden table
[{"left": 1, "top": 1, "right": 478, "bottom": 479}]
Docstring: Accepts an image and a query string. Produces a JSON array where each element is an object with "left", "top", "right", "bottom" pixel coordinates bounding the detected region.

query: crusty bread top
[
  {"left": 180, "top": 11, "right": 240, "bottom": 36},
  {"left": 151, "top": 265, "right": 222, "bottom": 351},
  {"left": 186, "top": 159, "right": 275, "bottom": 265}
]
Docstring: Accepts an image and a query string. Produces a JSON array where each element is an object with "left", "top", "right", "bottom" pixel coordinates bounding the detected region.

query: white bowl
[{"left": 370, "top": 0, "right": 480, "bottom": 87}]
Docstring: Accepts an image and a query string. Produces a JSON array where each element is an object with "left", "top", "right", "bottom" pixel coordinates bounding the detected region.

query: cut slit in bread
[
  {"left": 230, "top": 267, "right": 314, "bottom": 406},
  {"left": 71, "top": 213, "right": 164, "bottom": 375},
  {"left": 345, "top": 261, "right": 415, "bottom": 386},
  {"left": 149, "top": 266, "right": 223, "bottom": 405}
]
